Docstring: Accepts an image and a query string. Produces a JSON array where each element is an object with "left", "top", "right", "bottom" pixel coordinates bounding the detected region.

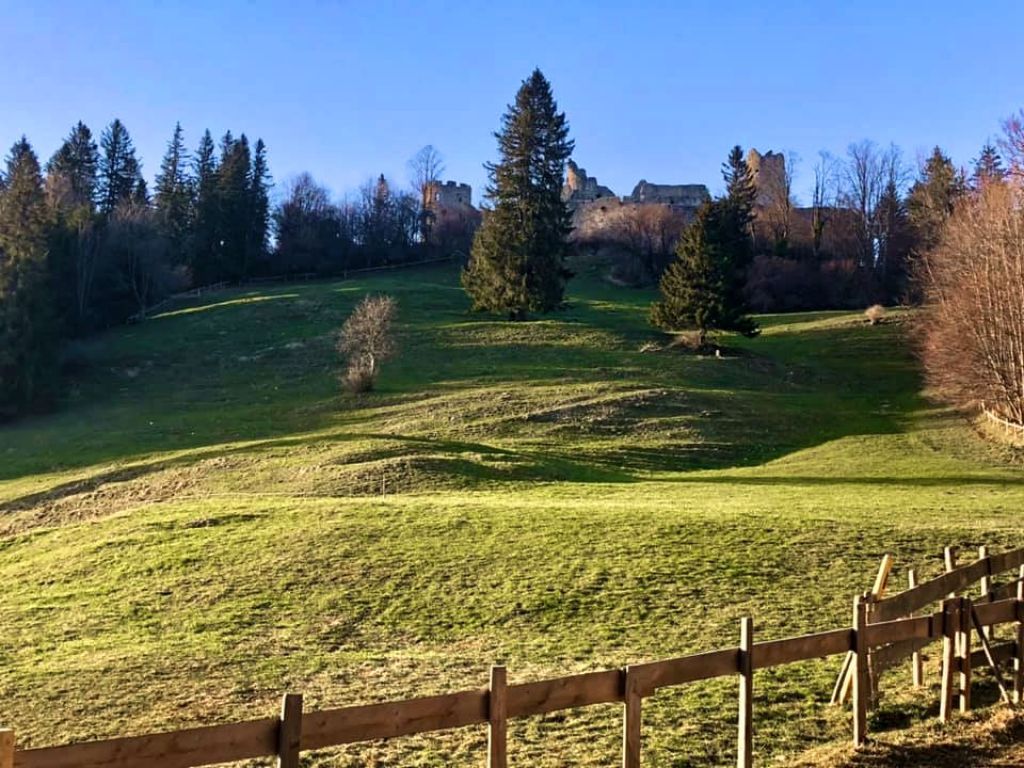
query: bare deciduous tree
[
  {"left": 408, "top": 145, "right": 445, "bottom": 243},
  {"left": 338, "top": 294, "right": 398, "bottom": 393},
  {"left": 105, "top": 201, "right": 180, "bottom": 315},
  {"left": 999, "top": 109, "right": 1024, "bottom": 180},
  {"left": 607, "top": 204, "right": 686, "bottom": 282},
  {"left": 760, "top": 151, "right": 798, "bottom": 251},
  {"left": 840, "top": 141, "right": 906, "bottom": 267},
  {"left": 918, "top": 182, "right": 1024, "bottom": 425},
  {"left": 811, "top": 151, "right": 839, "bottom": 260}
]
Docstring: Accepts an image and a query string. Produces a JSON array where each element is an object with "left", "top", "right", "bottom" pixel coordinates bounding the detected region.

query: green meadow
[{"left": 1, "top": 263, "right": 1021, "bottom": 766}]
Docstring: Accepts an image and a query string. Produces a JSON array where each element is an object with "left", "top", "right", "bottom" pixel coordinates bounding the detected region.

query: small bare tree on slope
[{"left": 338, "top": 295, "right": 397, "bottom": 393}]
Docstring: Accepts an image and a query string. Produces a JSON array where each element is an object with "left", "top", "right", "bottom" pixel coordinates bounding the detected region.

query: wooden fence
[{"left": 3, "top": 544, "right": 1024, "bottom": 768}]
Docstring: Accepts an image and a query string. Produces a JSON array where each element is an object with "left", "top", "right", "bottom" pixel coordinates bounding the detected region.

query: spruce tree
[
  {"left": 98, "top": 119, "right": 142, "bottom": 215},
  {"left": 216, "top": 132, "right": 252, "bottom": 279},
  {"left": 718, "top": 146, "right": 757, "bottom": 325},
  {"left": 650, "top": 202, "right": 721, "bottom": 348},
  {"left": 46, "top": 122, "right": 99, "bottom": 207},
  {"left": 190, "top": 129, "right": 219, "bottom": 284},
  {"left": 723, "top": 145, "right": 756, "bottom": 222},
  {"left": 875, "top": 179, "right": 913, "bottom": 298},
  {"left": 462, "top": 69, "right": 574, "bottom": 319},
  {"left": 154, "top": 122, "right": 192, "bottom": 264},
  {"left": 0, "top": 138, "right": 58, "bottom": 414},
  {"left": 248, "top": 138, "right": 271, "bottom": 273},
  {"left": 46, "top": 123, "right": 101, "bottom": 336},
  {"left": 908, "top": 146, "right": 965, "bottom": 253},
  {"left": 651, "top": 197, "right": 759, "bottom": 347},
  {"left": 972, "top": 142, "right": 1005, "bottom": 189}
]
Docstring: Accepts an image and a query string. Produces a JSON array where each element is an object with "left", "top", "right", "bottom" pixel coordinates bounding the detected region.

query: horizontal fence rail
[{"left": 5, "top": 543, "right": 1024, "bottom": 768}]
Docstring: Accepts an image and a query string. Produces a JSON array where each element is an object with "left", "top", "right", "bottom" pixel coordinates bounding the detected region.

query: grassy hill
[{"left": 1, "top": 263, "right": 1022, "bottom": 766}]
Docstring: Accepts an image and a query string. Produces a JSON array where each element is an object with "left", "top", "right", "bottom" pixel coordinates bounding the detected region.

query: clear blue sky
[{"left": 3, "top": 1, "right": 1022, "bottom": 205}]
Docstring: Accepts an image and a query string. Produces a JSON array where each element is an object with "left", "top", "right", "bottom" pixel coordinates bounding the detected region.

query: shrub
[
  {"left": 337, "top": 294, "right": 397, "bottom": 393},
  {"left": 865, "top": 304, "right": 886, "bottom": 325},
  {"left": 918, "top": 182, "right": 1024, "bottom": 425},
  {"left": 745, "top": 255, "right": 885, "bottom": 313}
]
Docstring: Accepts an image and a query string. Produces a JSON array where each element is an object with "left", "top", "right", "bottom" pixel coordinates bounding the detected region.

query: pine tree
[
  {"left": 46, "top": 122, "right": 99, "bottom": 208},
  {"left": 972, "top": 142, "right": 1005, "bottom": 189},
  {"left": 247, "top": 138, "right": 271, "bottom": 273},
  {"left": 98, "top": 119, "right": 142, "bottom": 215},
  {"left": 154, "top": 122, "right": 192, "bottom": 264},
  {"left": 0, "top": 138, "right": 58, "bottom": 414},
  {"left": 190, "top": 129, "right": 219, "bottom": 284},
  {"left": 650, "top": 199, "right": 759, "bottom": 347},
  {"left": 462, "top": 69, "right": 574, "bottom": 319}
]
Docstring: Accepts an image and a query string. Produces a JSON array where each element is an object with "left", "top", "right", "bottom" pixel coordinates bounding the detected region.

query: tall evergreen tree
[
  {"left": 45, "top": 123, "right": 102, "bottom": 336},
  {"left": 190, "top": 129, "right": 219, "bottom": 283},
  {"left": 462, "top": 69, "right": 574, "bottom": 319},
  {"left": 972, "top": 142, "right": 1005, "bottom": 189},
  {"left": 46, "top": 122, "right": 99, "bottom": 208},
  {"left": 875, "top": 179, "right": 913, "bottom": 298},
  {"left": 154, "top": 122, "right": 192, "bottom": 263},
  {"left": 98, "top": 119, "right": 142, "bottom": 215},
  {"left": 650, "top": 200, "right": 758, "bottom": 347},
  {"left": 248, "top": 138, "right": 271, "bottom": 272},
  {"left": 0, "top": 138, "right": 58, "bottom": 414},
  {"left": 908, "top": 146, "right": 965, "bottom": 254},
  {"left": 216, "top": 132, "right": 252, "bottom": 279},
  {"left": 722, "top": 145, "right": 757, "bottom": 223},
  {"left": 716, "top": 146, "right": 757, "bottom": 331}
]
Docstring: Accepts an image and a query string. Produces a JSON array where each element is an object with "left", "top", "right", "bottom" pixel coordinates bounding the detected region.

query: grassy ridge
[{"left": 1, "top": 264, "right": 1022, "bottom": 766}]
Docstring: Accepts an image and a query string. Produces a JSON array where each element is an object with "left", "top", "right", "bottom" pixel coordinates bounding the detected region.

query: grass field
[{"left": 1, "top": 262, "right": 1022, "bottom": 766}]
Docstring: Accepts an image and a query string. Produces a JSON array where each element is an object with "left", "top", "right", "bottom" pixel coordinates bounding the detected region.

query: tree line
[
  {"left": 0, "top": 119, "right": 275, "bottom": 416},
  {"left": 0, "top": 117, "right": 469, "bottom": 417},
  {"left": 3, "top": 69, "right": 1020, "bottom": 422}
]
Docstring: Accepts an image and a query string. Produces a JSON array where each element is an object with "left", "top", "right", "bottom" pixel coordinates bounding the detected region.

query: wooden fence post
[
  {"left": 908, "top": 569, "right": 923, "bottom": 687},
  {"left": 832, "top": 554, "right": 893, "bottom": 706},
  {"left": 944, "top": 547, "right": 958, "bottom": 597},
  {"left": 488, "top": 666, "right": 508, "bottom": 768},
  {"left": 979, "top": 546, "right": 992, "bottom": 641},
  {"left": 1016, "top": 565, "right": 1024, "bottom": 705},
  {"left": 0, "top": 729, "right": 13, "bottom": 768},
  {"left": 277, "top": 693, "right": 302, "bottom": 768},
  {"left": 623, "top": 667, "right": 641, "bottom": 768},
  {"left": 940, "top": 598, "right": 957, "bottom": 722},
  {"left": 738, "top": 617, "right": 754, "bottom": 768},
  {"left": 959, "top": 597, "right": 972, "bottom": 713},
  {"left": 852, "top": 595, "right": 869, "bottom": 747}
]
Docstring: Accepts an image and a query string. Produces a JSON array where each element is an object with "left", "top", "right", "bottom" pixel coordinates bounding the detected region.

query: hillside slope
[{"left": 1, "top": 264, "right": 1022, "bottom": 766}]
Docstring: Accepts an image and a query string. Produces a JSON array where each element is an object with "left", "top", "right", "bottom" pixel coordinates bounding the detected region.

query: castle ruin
[
  {"left": 562, "top": 161, "right": 617, "bottom": 205},
  {"left": 624, "top": 180, "right": 710, "bottom": 209},
  {"left": 746, "top": 149, "right": 786, "bottom": 208},
  {"left": 424, "top": 180, "right": 481, "bottom": 249}
]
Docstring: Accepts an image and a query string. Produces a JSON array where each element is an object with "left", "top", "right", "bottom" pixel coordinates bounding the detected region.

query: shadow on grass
[
  {"left": 0, "top": 271, "right": 952, "bottom": 492},
  {"left": 840, "top": 714, "right": 1024, "bottom": 767}
]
